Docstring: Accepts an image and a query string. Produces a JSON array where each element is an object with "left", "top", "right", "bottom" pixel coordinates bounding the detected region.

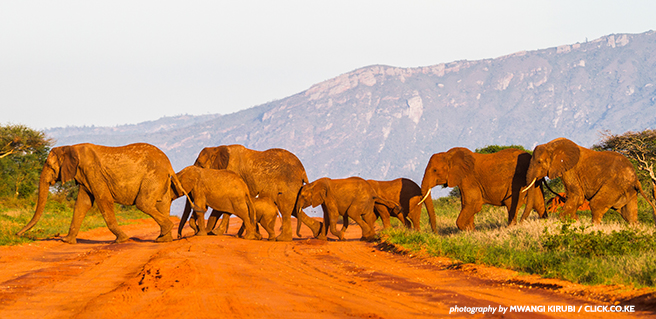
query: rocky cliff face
[{"left": 48, "top": 31, "right": 656, "bottom": 186}]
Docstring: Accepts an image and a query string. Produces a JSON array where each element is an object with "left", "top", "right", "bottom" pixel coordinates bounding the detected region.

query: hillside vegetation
[
  {"left": 47, "top": 31, "right": 656, "bottom": 184},
  {"left": 382, "top": 197, "right": 656, "bottom": 288}
]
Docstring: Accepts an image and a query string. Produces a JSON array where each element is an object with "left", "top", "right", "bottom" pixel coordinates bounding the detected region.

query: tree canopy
[
  {"left": 593, "top": 129, "right": 656, "bottom": 198},
  {"left": 475, "top": 144, "right": 531, "bottom": 155},
  {"left": 0, "top": 124, "right": 53, "bottom": 199}
]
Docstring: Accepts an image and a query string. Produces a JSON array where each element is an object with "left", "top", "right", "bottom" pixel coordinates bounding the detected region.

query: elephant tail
[
  {"left": 635, "top": 181, "right": 656, "bottom": 226},
  {"left": 246, "top": 195, "right": 256, "bottom": 227}
]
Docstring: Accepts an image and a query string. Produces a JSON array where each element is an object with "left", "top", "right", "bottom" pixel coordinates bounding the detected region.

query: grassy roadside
[
  {"left": 0, "top": 198, "right": 148, "bottom": 245},
  {"left": 379, "top": 197, "right": 656, "bottom": 288}
]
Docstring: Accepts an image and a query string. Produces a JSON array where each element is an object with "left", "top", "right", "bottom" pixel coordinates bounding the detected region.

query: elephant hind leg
[
  {"left": 205, "top": 209, "right": 223, "bottom": 234},
  {"left": 349, "top": 211, "right": 375, "bottom": 241},
  {"left": 230, "top": 201, "right": 257, "bottom": 240},
  {"left": 98, "top": 199, "right": 131, "bottom": 243},
  {"left": 210, "top": 211, "right": 231, "bottom": 235},
  {"left": 136, "top": 199, "right": 175, "bottom": 242},
  {"left": 619, "top": 198, "right": 639, "bottom": 224}
]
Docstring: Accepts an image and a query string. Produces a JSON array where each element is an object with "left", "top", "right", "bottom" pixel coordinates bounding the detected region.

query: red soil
[{"left": 0, "top": 217, "right": 653, "bottom": 318}]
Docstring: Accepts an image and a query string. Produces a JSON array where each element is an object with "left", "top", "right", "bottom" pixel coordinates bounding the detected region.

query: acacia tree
[
  {"left": 593, "top": 129, "right": 656, "bottom": 199},
  {"left": 0, "top": 124, "right": 53, "bottom": 199}
]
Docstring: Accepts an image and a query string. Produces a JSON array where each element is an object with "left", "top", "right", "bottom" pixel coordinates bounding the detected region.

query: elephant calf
[
  {"left": 367, "top": 178, "right": 437, "bottom": 232},
  {"left": 175, "top": 166, "right": 257, "bottom": 240},
  {"left": 295, "top": 177, "right": 401, "bottom": 241},
  {"left": 198, "top": 196, "right": 279, "bottom": 241}
]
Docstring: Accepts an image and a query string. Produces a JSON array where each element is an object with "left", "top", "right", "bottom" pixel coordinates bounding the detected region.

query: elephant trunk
[
  {"left": 294, "top": 200, "right": 307, "bottom": 238},
  {"left": 16, "top": 168, "right": 52, "bottom": 236},
  {"left": 420, "top": 181, "right": 437, "bottom": 233},
  {"left": 293, "top": 197, "right": 320, "bottom": 238}
]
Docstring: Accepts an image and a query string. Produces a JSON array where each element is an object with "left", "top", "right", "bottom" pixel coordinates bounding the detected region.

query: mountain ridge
[{"left": 47, "top": 31, "right": 656, "bottom": 189}]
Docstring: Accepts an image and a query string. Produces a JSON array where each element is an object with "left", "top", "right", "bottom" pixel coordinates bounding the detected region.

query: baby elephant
[
  {"left": 175, "top": 166, "right": 257, "bottom": 240},
  {"left": 199, "top": 196, "right": 279, "bottom": 240},
  {"left": 295, "top": 177, "right": 401, "bottom": 241}
]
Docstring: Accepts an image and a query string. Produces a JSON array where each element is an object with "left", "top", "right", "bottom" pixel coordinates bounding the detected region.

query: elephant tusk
[
  {"left": 522, "top": 178, "right": 536, "bottom": 193},
  {"left": 417, "top": 188, "right": 432, "bottom": 206}
]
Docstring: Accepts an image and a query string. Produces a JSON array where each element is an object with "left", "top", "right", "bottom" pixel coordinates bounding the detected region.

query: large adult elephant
[
  {"left": 421, "top": 147, "right": 545, "bottom": 231},
  {"left": 16, "top": 143, "right": 186, "bottom": 244},
  {"left": 193, "top": 145, "right": 320, "bottom": 241},
  {"left": 366, "top": 178, "right": 437, "bottom": 232},
  {"left": 524, "top": 138, "right": 656, "bottom": 224}
]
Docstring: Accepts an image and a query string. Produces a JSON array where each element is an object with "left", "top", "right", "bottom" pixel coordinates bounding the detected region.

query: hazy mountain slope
[{"left": 47, "top": 31, "right": 656, "bottom": 186}]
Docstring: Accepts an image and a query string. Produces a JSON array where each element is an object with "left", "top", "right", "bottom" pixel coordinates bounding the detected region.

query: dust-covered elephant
[
  {"left": 294, "top": 177, "right": 400, "bottom": 241},
  {"left": 524, "top": 138, "right": 656, "bottom": 224},
  {"left": 421, "top": 147, "right": 545, "bottom": 231},
  {"left": 366, "top": 178, "right": 437, "bottom": 232},
  {"left": 200, "top": 196, "right": 279, "bottom": 241},
  {"left": 193, "top": 145, "right": 319, "bottom": 241},
  {"left": 16, "top": 143, "right": 187, "bottom": 244},
  {"left": 175, "top": 166, "right": 257, "bottom": 239}
]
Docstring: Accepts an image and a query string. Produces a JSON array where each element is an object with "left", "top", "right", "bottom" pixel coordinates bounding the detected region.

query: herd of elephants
[{"left": 15, "top": 137, "right": 656, "bottom": 244}]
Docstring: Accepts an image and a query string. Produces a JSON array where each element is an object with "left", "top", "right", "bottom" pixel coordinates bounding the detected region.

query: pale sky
[{"left": 2, "top": 1, "right": 655, "bottom": 130}]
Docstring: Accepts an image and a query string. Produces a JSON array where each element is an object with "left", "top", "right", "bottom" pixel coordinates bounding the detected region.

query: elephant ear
[
  {"left": 447, "top": 148, "right": 474, "bottom": 188},
  {"left": 311, "top": 180, "right": 328, "bottom": 207},
  {"left": 212, "top": 146, "right": 230, "bottom": 169},
  {"left": 548, "top": 139, "right": 580, "bottom": 179},
  {"left": 59, "top": 146, "right": 79, "bottom": 183}
]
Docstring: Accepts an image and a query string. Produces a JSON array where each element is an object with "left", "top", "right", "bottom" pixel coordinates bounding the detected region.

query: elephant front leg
[
  {"left": 374, "top": 205, "right": 392, "bottom": 229},
  {"left": 262, "top": 216, "right": 277, "bottom": 241},
  {"left": 63, "top": 187, "right": 94, "bottom": 244},
  {"left": 193, "top": 209, "right": 209, "bottom": 236},
  {"left": 559, "top": 191, "right": 583, "bottom": 222},
  {"left": 455, "top": 201, "right": 481, "bottom": 231},
  {"left": 276, "top": 205, "right": 295, "bottom": 242}
]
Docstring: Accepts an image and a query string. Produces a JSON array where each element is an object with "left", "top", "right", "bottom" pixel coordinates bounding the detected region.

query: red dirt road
[{"left": 0, "top": 217, "right": 653, "bottom": 318}]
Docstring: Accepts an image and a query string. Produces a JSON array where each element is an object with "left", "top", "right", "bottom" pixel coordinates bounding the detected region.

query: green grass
[
  {"left": 380, "top": 196, "right": 656, "bottom": 288},
  {"left": 0, "top": 198, "right": 148, "bottom": 246}
]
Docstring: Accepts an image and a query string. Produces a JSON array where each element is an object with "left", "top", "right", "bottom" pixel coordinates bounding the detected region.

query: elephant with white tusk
[
  {"left": 421, "top": 147, "right": 546, "bottom": 231},
  {"left": 525, "top": 138, "right": 656, "bottom": 224}
]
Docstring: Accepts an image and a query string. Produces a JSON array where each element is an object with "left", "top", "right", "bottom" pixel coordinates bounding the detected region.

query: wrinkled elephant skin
[
  {"left": 526, "top": 138, "right": 656, "bottom": 224},
  {"left": 421, "top": 147, "right": 545, "bottom": 231},
  {"left": 16, "top": 143, "right": 184, "bottom": 243},
  {"left": 193, "top": 145, "right": 319, "bottom": 241}
]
